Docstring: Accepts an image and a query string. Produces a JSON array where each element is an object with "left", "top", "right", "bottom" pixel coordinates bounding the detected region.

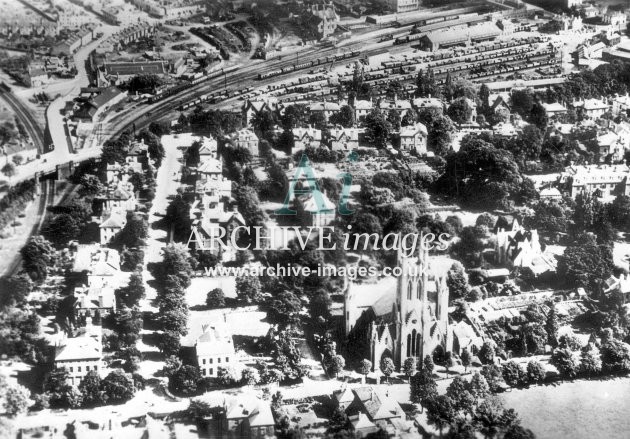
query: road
[{"left": 0, "top": 85, "right": 45, "bottom": 155}]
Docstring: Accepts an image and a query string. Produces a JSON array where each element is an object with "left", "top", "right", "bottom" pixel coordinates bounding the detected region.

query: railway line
[{"left": 0, "top": 84, "right": 46, "bottom": 155}]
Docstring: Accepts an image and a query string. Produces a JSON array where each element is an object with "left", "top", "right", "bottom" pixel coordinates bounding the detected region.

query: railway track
[{"left": 0, "top": 85, "right": 46, "bottom": 155}]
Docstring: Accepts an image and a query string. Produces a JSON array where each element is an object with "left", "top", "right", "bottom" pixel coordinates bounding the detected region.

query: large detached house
[
  {"left": 54, "top": 325, "right": 103, "bottom": 386},
  {"left": 195, "top": 324, "right": 236, "bottom": 378},
  {"left": 222, "top": 395, "right": 275, "bottom": 439},
  {"left": 399, "top": 123, "right": 428, "bottom": 154}
]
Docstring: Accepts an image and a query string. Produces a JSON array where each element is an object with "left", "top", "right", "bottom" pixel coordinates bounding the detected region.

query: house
[
  {"left": 575, "top": 98, "right": 609, "bottom": 119},
  {"left": 596, "top": 131, "right": 625, "bottom": 162},
  {"left": 27, "top": 67, "right": 49, "bottom": 87},
  {"left": 197, "top": 157, "right": 223, "bottom": 179},
  {"left": 560, "top": 164, "right": 630, "bottom": 201},
  {"left": 399, "top": 123, "right": 427, "bottom": 154},
  {"left": 309, "top": 101, "right": 340, "bottom": 121},
  {"left": 195, "top": 323, "right": 236, "bottom": 378},
  {"left": 603, "top": 273, "right": 630, "bottom": 302},
  {"left": 386, "top": 0, "right": 419, "bottom": 13},
  {"left": 308, "top": 1, "right": 339, "bottom": 38},
  {"left": 298, "top": 189, "right": 336, "bottom": 227},
  {"left": 126, "top": 140, "right": 148, "bottom": 172},
  {"left": 222, "top": 395, "right": 275, "bottom": 438},
  {"left": 72, "top": 245, "right": 123, "bottom": 289},
  {"left": 495, "top": 218, "right": 544, "bottom": 270},
  {"left": 54, "top": 325, "right": 103, "bottom": 386},
  {"left": 379, "top": 97, "right": 411, "bottom": 118},
  {"left": 540, "top": 187, "right": 562, "bottom": 200},
  {"left": 611, "top": 93, "right": 630, "bottom": 116},
  {"left": 1, "top": 140, "right": 38, "bottom": 165},
  {"left": 99, "top": 210, "right": 127, "bottom": 244},
  {"left": 230, "top": 129, "right": 259, "bottom": 157},
  {"left": 242, "top": 99, "right": 276, "bottom": 127},
  {"left": 198, "top": 136, "right": 218, "bottom": 159},
  {"left": 451, "top": 320, "right": 483, "bottom": 355},
  {"left": 412, "top": 97, "right": 443, "bottom": 113},
  {"left": 188, "top": 202, "right": 247, "bottom": 254},
  {"left": 337, "top": 386, "right": 405, "bottom": 429},
  {"left": 329, "top": 128, "right": 360, "bottom": 151},
  {"left": 99, "top": 182, "right": 137, "bottom": 212},
  {"left": 542, "top": 102, "right": 568, "bottom": 118},
  {"left": 74, "top": 284, "right": 116, "bottom": 318},
  {"left": 354, "top": 99, "right": 373, "bottom": 122},
  {"left": 293, "top": 127, "right": 322, "bottom": 149}
]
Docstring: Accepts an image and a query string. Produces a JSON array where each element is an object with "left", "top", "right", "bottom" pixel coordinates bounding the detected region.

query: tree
[
  {"left": 557, "top": 238, "right": 614, "bottom": 291},
  {"left": 423, "top": 355, "right": 435, "bottom": 373},
  {"left": 3, "top": 384, "right": 30, "bottom": 416},
  {"left": 359, "top": 359, "right": 372, "bottom": 381},
  {"left": 217, "top": 367, "right": 239, "bottom": 386},
  {"left": 551, "top": 348, "right": 580, "bottom": 379},
  {"left": 403, "top": 357, "right": 417, "bottom": 381},
  {"left": 115, "top": 272, "right": 145, "bottom": 308},
  {"left": 206, "top": 288, "right": 225, "bottom": 309},
  {"left": 158, "top": 331, "right": 181, "bottom": 356},
  {"left": 410, "top": 369, "right": 438, "bottom": 410},
  {"left": 447, "top": 262, "right": 469, "bottom": 301},
  {"left": 447, "top": 97, "right": 474, "bottom": 124},
  {"left": 473, "top": 396, "right": 508, "bottom": 439},
  {"left": 78, "top": 174, "right": 104, "bottom": 196},
  {"left": 425, "top": 395, "right": 455, "bottom": 435},
  {"left": 1, "top": 162, "right": 16, "bottom": 179},
  {"left": 235, "top": 276, "right": 263, "bottom": 304},
  {"left": 79, "top": 370, "right": 104, "bottom": 407},
  {"left": 331, "top": 105, "right": 355, "bottom": 128},
  {"left": 115, "top": 213, "right": 148, "bottom": 248},
  {"left": 479, "top": 83, "right": 490, "bottom": 112},
  {"left": 600, "top": 340, "right": 630, "bottom": 373},
  {"left": 161, "top": 355, "right": 182, "bottom": 377},
  {"left": 328, "top": 355, "right": 345, "bottom": 378},
  {"left": 505, "top": 425, "right": 536, "bottom": 439},
  {"left": 428, "top": 115, "right": 455, "bottom": 156},
  {"left": 380, "top": 357, "right": 395, "bottom": 383},
  {"left": 478, "top": 342, "right": 496, "bottom": 365},
  {"left": 502, "top": 361, "right": 527, "bottom": 387},
  {"left": 460, "top": 348, "right": 472, "bottom": 373},
  {"left": 0, "top": 273, "right": 32, "bottom": 308},
  {"left": 268, "top": 290, "right": 302, "bottom": 328},
  {"left": 446, "top": 376, "right": 475, "bottom": 414},
  {"left": 526, "top": 360, "right": 546, "bottom": 384},
  {"left": 364, "top": 108, "right": 392, "bottom": 148},
  {"left": 241, "top": 367, "right": 260, "bottom": 386},
  {"left": 545, "top": 304, "right": 559, "bottom": 347},
  {"left": 480, "top": 364, "right": 504, "bottom": 392},
  {"left": 21, "top": 235, "right": 54, "bottom": 281},
  {"left": 169, "top": 365, "right": 201, "bottom": 396},
  {"left": 42, "top": 214, "right": 81, "bottom": 247},
  {"left": 328, "top": 406, "right": 351, "bottom": 433},
  {"left": 468, "top": 371, "right": 490, "bottom": 401},
  {"left": 580, "top": 347, "right": 602, "bottom": 378},
  {"left": 101, "top": 370, "right": 135, "bottom": 404}
]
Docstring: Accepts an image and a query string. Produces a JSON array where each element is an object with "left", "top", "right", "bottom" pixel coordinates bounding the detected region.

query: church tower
[{"left": 396, "top": 245, "right": 430, "bottom": 368}]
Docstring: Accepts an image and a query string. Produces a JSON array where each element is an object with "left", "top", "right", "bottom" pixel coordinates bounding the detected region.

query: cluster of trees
[
  {"left": 407, "top": 362, "right": 534, "bottom": 438},
  {"left": 21, "top": 235, "right": 55, "bottom": 282},
  {"left": 0, "top": 374, "right": 30, "bottom": 417},
  {"left": 126, "top": 74, "right": 164, "bottom": 94},
  {"left": 436, "top": 136, "right": 537, "bottom": 210},
  {"left": 39, "top": 368, "right": 138, "bottom": 409},
  {"left": 42, "top": 194, "right": 96, "bottom": 247},
  {"left": 153, "top": 243, "right": 193, "bottom": 356},
  {"left": 0, "top": 179, "right": 37, "bottom": 232}
]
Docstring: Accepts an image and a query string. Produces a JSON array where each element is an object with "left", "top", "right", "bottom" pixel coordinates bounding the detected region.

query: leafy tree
[
  {"left": 526, "top": 360, "right": 546, "bottom": 384},
  {"left": 551, "top": 348, "right": 580, "bottom": 379},
  {"left": 235, "top": 276, "right": 263, "bottom": 304},
  {"left": 169, "top": 365, "right": 201, "bottom": 396},
  {"left": 328, "top": 355, "right": 345, "bottom": 378},
  {"left": 426, "top": 395, "right": 456, "bottom": 435},
  {"left": 42, "top": 214, "right": 81, "bottom": 247},
  {"left": 403, "top": 357, "right": 417, "bottom": 381},
  {"left": 0, "top": 273, "right": 32, "bottom": 308},
  {"left": 446, "top": 376, "right": 475, "bottom": 414},
  {"left": 114, "top": 306, "right": 143, "bottom": 347},
  {"left": 580, "top": 347, "right": 602, "bottom": 377},
  {"left": 206, "top": 288, "right": 225, "bottom": 309},
  {"left": 359, "top": 359, "right": 372, "bottom": 380},
  {"left": 330, "top": 105, "right": 355, "bottom": 128},
  {"left": 557, "top": 237, "right": 614, "bottom": 291},
  {"left": 473, "top": 396, "right": 509, "bottom": 439},
  {"left": 115, "top": 272, "right": 145, "bottom": 308},
  {"left": 364, "top": 108, "right": 392, "bottom": 148},
  {"left": 478, "top": 342, "right": 496, "bottom": 365},
  {"left": 1, "top": 162, "right": 16, "bottom": 179},
  {"left": 447, "top": 97, "right": 474, "bottom": 124},
  {"left": 423, "top": 354, "right": 435, "bottom": 373},
  {"left": 3, "top": 383, "right": 30, "bottom": 416},
  {"left": 241, "top": 367, "right": 260, "bottom": 386},
  {"left": 268, "top": 290, "right": 302, "bottom": 328},
  {"left": 78, "top": 174, "right": 104, "bottom": 196},
  {"left": 327, "top": 406, "right": 351, "bottom": 433},
  {"left": 21, "top": 235, "right": 54, "bottom": 281},
  {"left": 468, "top": 371, "right": 490, "bottom": 401},
  {"left": 410, "top": 369, "right": 438, "bottom": 408},
  {"left": 79, "top": 370, "right": 104, "bottom": 407},
  {"left": 545, "top": 304, "right": 559, "bottom": 347},
  {"left": 460, "top": 348, "right": 472, "bottom": 372},
  {"left": 505, "top": 425, "right": 536, "bottom": 439},
  {"left": 428, "top": 115, "right": 455, "bottom": 156},
  {"left": 164, "top": 196, "right": 191, "bottom": 244},
  {"left": 158, "top": 331, "right": 181, "bottom": 356},
  {"left": 101, "top": 370, "right": 135, "bottom": 404},
  {"left": 502, "top": 361, "right": 527, "bottom": 387},
  {"left": 379, "top": 357, "right": 395, "bottom": 383},
  {"left": 217, "top": 366, "right": 238, "bottom": 386},
  {"left": 480, "top": 364, "right": 504, "bottom": 392},
  {"left": 161, "top": 355, "right": 182, "bottom": 377},
  {"left": 447, "top": 262, "right": 469, "bottom": 301},
  {"left": 600, "top": 340, "right": 630, "bottom": 373}
]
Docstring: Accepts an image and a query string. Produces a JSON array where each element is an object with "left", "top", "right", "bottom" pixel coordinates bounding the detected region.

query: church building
[{"left": 344, "top": 247, "right": 453, "bottom": 371}]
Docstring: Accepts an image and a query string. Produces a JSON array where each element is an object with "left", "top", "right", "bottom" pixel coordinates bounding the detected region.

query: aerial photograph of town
[{"left": 3, "top": 0, "right": 630, "bottom": 437}]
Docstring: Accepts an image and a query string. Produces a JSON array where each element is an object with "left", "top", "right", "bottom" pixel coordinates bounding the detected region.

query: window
[
  {"left": 218, "top": 358, "right": 221, "bottom": 363},
  {"left": 209, "top": 368, "right": 213, "bottom": 375},
  {"left": 226, "top": 357, "right": 229, "bottom": 362},
  {"left": 70, "top": 367, "right": 74, "bottom": 372},
  {"left": 86, "top": 366, "right": 90, "bottom": 371},
  {"left": 209, "top": 358, "right": 213, "bottom": 364},
  {"left": 78, "top": 367, "right": 81, "bottom": 372},
  {"left": 202, "top": 369, "right": 206, "bottom": 376},
  {"left": 203, "top": 359, "right": 206, "bottom": 364}
]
